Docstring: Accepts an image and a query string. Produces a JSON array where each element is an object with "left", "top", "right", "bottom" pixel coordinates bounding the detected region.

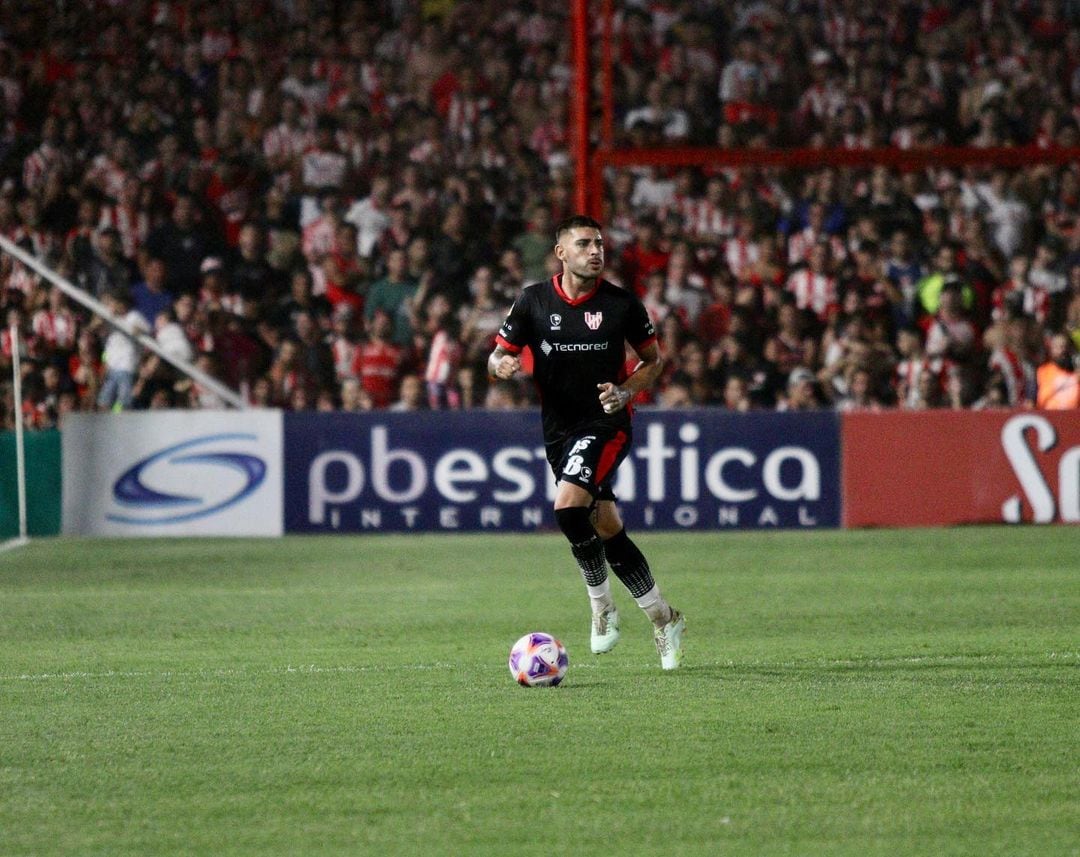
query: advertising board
[
  {"left": 62, "top": 411, "right": 284, "bottom": 536},
  {"left": 843, "top": 410, "right": 1080, "bottom": 527},
  {"left": 284, "top": 409, "right": 841, "bottom": 533}
]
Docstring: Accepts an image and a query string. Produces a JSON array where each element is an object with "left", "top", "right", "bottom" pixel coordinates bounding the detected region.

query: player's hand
[
  {"left": 598, "top": 382, "right": 631, "bottom": 414},
  {"left": 494, "top": 355, "right": 521, "bottom": 379}
]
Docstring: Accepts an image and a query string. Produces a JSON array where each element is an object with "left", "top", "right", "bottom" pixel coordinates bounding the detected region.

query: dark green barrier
[{"left": 0, "top": 429, "right": 61, "bottom": 538}]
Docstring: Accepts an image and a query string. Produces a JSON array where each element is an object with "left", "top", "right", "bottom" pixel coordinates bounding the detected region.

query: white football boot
[
  {"left": 654, "top": 609, "right": 685, "bottom": 670},
  {"left": 590, "top": 607, "right": 620, "bottom": 654}
]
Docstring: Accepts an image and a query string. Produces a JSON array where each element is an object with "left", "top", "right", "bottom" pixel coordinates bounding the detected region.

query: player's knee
[
  {"left": 554, "top": 505, "right": 596, "bottom": 545},
  {"left": 602, "top": 527, "right": 631, "bottom": 558},
  {"left": 592, "top": 504, "right": 623, "bottom": 539}
]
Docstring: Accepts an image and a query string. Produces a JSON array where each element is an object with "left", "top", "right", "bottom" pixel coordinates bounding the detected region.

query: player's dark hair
[{"left": 555, "top": 214, "right": 602, "bottom": 241}]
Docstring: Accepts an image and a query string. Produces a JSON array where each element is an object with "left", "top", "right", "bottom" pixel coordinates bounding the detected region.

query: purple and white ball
[{"left": 508, "top": 632, "right": 569, "bottom": 687}]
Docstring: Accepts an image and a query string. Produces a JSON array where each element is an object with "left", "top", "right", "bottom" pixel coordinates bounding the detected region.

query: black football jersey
[{"left": 496, "top": 274, "right": 657, "bottom": 439}]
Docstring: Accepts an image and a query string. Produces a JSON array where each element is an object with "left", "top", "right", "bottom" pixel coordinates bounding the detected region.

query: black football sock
[
  {"left": 604, "top": 528, "right": 672, "bottom": 626},
  {"left": 554, "top": 505, "right": 607, "bottom": 585}
]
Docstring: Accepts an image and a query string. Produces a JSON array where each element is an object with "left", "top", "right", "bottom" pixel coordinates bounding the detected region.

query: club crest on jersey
[
  {"left": 584, "top": 311, "right": 603, "bottom": 330},
  {"left": 549, "top": 314, "right": 562, "bottom": 330}
]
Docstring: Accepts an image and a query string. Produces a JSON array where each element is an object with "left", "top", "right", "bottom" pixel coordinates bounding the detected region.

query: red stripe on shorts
[{"left": 595, "top": 431, "right": 627, "bottom": 485}]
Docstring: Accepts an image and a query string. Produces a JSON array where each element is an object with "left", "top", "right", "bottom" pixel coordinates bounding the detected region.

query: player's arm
[
  {"left": 487, "top": 343, "right": 521, "bottom": 380},
  {"left": 598, "top": 340, "right": 664, "bottom": 414},
  {"left": 489, "top": 292, "right": 531, "bottom": 379}
]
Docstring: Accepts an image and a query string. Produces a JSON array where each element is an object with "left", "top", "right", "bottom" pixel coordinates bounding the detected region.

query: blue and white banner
[
  {"left": 284, "top": 409, "right": 840, "bottom": 532},
  {"left": 62, "top": 411, "right": 283, "bottom": 536}
]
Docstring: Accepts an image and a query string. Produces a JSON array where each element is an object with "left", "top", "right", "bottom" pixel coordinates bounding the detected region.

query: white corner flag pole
[{"left": 3, "top": 322, "right": 29, "bottom": 550}]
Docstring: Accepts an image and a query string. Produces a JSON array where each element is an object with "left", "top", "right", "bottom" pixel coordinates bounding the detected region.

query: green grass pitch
[{"left": 1, "top": 528, "right": 1077, "bottom": 856}]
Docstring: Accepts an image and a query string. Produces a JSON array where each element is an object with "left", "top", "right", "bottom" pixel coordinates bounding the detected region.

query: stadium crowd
[{"left": 1, "top": 0, "right": 1080, "bottom": 430}]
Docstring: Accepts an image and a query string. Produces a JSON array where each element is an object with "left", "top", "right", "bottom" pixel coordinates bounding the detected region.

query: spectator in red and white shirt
[
  {"left": 724, "top": 215, "right": 761, "bottom": 283},
  {"left": 787, "top": 242, "right": 838, "bottom": 322},
  {"left": 22, "top": 116, "right": 67, "bottom": 196},
  {"left": 85, "top": 136, "right": 137, "bottom": 204},
  {"left": 787, "top": 201, "right": 846, "bottom": 267},
  {"left": 300, "top": 115, "right": 349, "bottom": 227},
  {"left": 353, "top": 308, "right": 404, "bottom": 408},
  {"left": 98, "top": 175, "right": 150, "bottom": 260},
  {"left": 685, "top": 175, "right": 736, "bottom": 245},
  {"left": 31, "top": 286, "right": 78, "bottom": 355},
  {"left": 262, "top": 96, "right": 309, "bottom": 187},
  {"left": 925, "top": 285, "right": 978, "bottom": 364}
]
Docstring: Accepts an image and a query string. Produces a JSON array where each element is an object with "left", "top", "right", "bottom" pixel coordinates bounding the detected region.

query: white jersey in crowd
[{"left": 103, "top": 310, "right": 150, "bottom": 373}]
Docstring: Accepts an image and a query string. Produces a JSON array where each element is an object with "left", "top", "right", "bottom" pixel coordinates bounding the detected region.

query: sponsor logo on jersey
[
  {"left": 584, "top": 311, "right": 603, "bottom": 330},
  {"left": 549, "top": 313, "right": 562, "bottom": 330},
  {"left": 540, "top": 339, "right": 610, "bottom": 354}
]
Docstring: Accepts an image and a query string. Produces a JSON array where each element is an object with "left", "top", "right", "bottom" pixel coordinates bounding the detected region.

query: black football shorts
[{"left": 546, "top": 425, "right": 631, "bottom": 502}]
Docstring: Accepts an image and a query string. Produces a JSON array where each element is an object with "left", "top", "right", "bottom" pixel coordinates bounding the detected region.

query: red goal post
[
  {"left": 585, "top": 145, "right": 1080, "bottom": 221},
  {"left": 569, "top": 0, "right": 1080, "bottom": 219}
]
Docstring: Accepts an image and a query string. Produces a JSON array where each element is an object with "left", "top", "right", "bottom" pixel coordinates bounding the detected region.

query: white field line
[
  {"left": 0, "top": 653, "right": 1071, "bottom": 683},
  {"left": 0, "top": 536, "right": 30, "bottom": 554}
]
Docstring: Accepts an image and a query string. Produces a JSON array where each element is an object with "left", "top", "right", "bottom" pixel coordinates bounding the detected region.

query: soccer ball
[{"left": 508, "top": 632, "right": 568, "bottom": 687}]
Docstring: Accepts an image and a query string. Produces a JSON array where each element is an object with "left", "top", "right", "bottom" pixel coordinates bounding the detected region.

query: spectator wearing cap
[{"left": 779, "top": 366, "right": 821, "bottom": 411}]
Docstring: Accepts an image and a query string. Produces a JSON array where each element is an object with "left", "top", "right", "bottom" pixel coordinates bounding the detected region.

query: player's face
[{"left": 556, "top": 227, "right": 604, "bottom": 280}]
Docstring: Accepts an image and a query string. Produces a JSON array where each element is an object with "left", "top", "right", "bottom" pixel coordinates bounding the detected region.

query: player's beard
[{"left": 574, "top": 259, "right": 602, "bottom": 282}]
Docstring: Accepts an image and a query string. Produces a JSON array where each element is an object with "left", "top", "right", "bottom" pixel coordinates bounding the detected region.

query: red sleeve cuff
[{"left": 495, "top": 334, "right": 523, "bottom": 354}]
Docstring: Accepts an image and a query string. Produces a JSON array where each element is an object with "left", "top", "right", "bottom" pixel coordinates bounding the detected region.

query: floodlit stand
[{"left": 2, "top": 322, "right": 28, "bottom": 552}]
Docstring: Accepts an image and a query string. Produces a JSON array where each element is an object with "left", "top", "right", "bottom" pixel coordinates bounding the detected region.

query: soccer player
[{"left": 487, "top": 214, "right": 686, "bottom": 669}]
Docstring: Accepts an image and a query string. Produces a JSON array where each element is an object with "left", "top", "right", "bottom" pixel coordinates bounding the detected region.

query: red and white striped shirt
[
  {"left": 787, "top": 228, "right": 846, "bottom": 267},
  {"left": 22, "top": 143, "right": 64, "bottom": 195},
  {"left": 263, "top": 122, "right": 310, "bottom": 164},
  {"left": 85, "top": 155, "right": 130, "bottom": 202},
  {"left": 786, "top": 268, "right": 838, "bottom": 320},
  {"left": 447, "top": 93, "right": 493, "bottom": 143},
  {"left": 330, "top": 335, "right": 357, "bottom": 381},
  {"left": 424, "top": 329, "right": 461, "bottom": 386},
  {"left": 31, "top": 308, "right": 78, "bottom": 351},
  {"left": 685, "top": 198, "right": 736, "bottom": 244},
  {"left": 895, "top": 356, "right": 948, "bottom": 406},
  {"left": 724, "top": 236, "right": 760, "bottom": 282},
  {"left": 988, "top": 347, "right": 1034, "bottom": 405},
  {"left": 98, "top": 205, "right": 150, "bottom": 259}
]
